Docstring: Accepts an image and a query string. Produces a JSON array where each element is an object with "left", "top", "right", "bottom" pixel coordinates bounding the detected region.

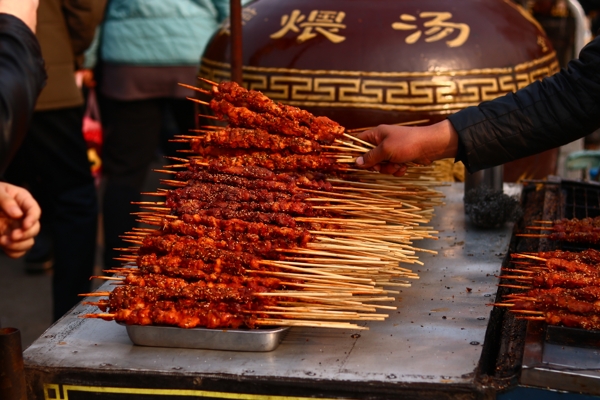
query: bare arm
[
  {"left": 356, "top": 35, "right": 600, "bottom": 176},
  {"left": 0, "top": 0, "right": 38, "bottom": 33}
]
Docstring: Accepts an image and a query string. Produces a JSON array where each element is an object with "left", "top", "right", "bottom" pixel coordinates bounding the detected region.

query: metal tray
[
  {"left": 545, "top": 324, "right": 600, "bottom": 349},
  {"left": 119, "top": 323, "right": 290, "bottom": 352}
]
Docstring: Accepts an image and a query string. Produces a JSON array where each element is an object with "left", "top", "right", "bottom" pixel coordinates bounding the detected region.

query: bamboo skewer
[
  {"left": 511, "top": 254, "right": 547, "bottom": 261},
  {"left": 198, "top": 113, "right": 220, "bottom": 120},
  {"left": 254, "top": 319, "right": 369, "bottom": 330},
  {"left": 516, "top": 233, "right": 548, "bottom": 238},
  {"left": 498, "top": 284, "right": 532, "bottom": 289},
  {"left": 178, "top": 82, "right": 211, "bottom": 95},
  {"left": 517, "top": 316, "right": 546, "bottom": 321},
  {"left": 510, "top": 310, "right": 545, "bottom": 315},
  {"left": 501, "top": 268, "right": 535, "bottom": 274},
  {"left": 199, "top": 77, "right": 218, "bottom": 86},
  {"left": 342, "top": 133, "right": 375, "bottom": 149},
  {"left": 345, "top": 119, "right": 430, "bottom": 133},
  {"left": 497, "top": 275, "right": 533, "bottom": 281}
]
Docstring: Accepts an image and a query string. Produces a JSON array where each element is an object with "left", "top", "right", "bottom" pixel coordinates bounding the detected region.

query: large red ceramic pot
[{"left": 199, "top": 0, "right": 561, "bottom": 180}]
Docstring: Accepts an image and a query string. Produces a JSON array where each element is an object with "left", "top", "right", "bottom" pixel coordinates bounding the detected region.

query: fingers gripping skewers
[{"left": 82, "top": 80, "right": 445, "bottom": 331}]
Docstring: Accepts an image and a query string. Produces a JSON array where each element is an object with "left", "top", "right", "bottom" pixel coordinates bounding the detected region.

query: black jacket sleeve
[
  {"left": 448, "top": 35, "right": 600, "bottom": 173},
  {"left": 0, "top": 13, "right": 46, "bottom": 174}
]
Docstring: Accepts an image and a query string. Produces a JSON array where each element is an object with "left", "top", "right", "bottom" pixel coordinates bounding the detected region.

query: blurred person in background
[
  {"left": 4, "top": 0, "right": 106, "bottom": 321},
  {"left": 0, "top": 0, "right": 45, "bottom": 259},
  {"left": 94, "top": 0, "right": 237, "bottom": 268},
  {"left": 578, "top": 0, "right": 600, "bottom": 35}
]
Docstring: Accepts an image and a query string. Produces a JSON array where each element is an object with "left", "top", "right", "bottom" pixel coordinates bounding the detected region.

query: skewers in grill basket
[
  {"left": 491, "top": 249, "right": 600, "bottom": 331},
  {"left": 517, "top": 216, "right": 600, "bottom": 244},
  {"left": 81, "top": 79, "right": 446, "bottom": 331}
]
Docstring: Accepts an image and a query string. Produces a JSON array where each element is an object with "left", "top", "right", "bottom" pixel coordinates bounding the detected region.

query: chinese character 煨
[{"left": 270, "top": 9, "right": 347, "bottom": 43}]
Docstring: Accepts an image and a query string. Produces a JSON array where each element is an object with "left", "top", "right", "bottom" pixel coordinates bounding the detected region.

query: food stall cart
[
  {"left": 21, "top": 1, "right": 600, "bottom": 398},
  {"left": 23, "top": 180, "right": 600, "bottom": 400}
]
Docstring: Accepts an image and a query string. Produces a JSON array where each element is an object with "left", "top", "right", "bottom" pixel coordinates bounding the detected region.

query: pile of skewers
[
  {"left": 81, "top": 80, "right": 446, "bottom": 331},
  {"left": 494, "top": 248, "right": 600, "bottom": 330}
]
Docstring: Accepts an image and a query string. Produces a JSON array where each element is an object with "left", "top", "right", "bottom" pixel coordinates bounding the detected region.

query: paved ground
[
  {"left": 0, "top": 212, "right": 106, "bottom": 349},
  {"left": 0, "top": 253, "right": 53, "bottom": 349}
]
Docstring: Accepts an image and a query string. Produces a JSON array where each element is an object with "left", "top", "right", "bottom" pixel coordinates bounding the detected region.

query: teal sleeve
[
  {"left": 82, "top": 27, "right": 101, "bottom": 70},
  {"left": 212, "top": 0, "right": 230, "bottom": 23}
]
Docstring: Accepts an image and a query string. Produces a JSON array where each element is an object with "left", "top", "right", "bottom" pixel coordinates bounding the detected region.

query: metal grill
[
  {"left": 514, "top": 178, "right": 600, "bottom": 394},
  {"left": 561, "top": 180, "right": 600, "bottom": 219}
]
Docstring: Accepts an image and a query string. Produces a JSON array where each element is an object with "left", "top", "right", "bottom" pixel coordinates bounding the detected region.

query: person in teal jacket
[{"left": 95, "top": 0, "right": 237, "bottom": 268}]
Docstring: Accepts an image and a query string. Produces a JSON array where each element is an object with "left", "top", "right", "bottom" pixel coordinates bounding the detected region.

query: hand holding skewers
[{"left": 354, "top": 120, "right": 459, "bottom": 177}]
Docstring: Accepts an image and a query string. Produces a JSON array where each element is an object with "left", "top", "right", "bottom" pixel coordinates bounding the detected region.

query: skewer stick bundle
[
  {"left": 493, "top": 249, "right": 600, "bottom": 331},
  {"left": 519, "top": 216, "right": 600, "bottom": 244},
  {"left": 83, "top": 80, "right": 446, "bottom": 331}
]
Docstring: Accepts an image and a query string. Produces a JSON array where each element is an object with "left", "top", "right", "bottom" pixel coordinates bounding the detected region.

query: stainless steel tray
[{"left": 119, "top": 323, "right": 290, "bottom": 352}]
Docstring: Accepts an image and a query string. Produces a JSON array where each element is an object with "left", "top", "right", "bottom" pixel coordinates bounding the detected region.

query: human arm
[
  {"left": 0, "top": 0, "right": 38, "bottom": 33},
  {"left": 356, "top": 35, "right": 600, "bottom": 176},
  {"left": 448, "top": 34, "right": 600, "bottom": 173},
  {"left": 0, "top": 182, "right": 41, "bottom": 258},
  {"left": 0, "top": 7, "right": 46, "bottom": 174}
]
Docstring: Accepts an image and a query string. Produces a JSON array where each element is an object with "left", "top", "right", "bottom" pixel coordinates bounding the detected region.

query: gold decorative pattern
[
  {"left": 203, "top": 51, "right": 557, "bottom": 77},
  {"left": 199, "top": 53, "right": 559, "bottom": 111},
  {"left": 43, "top": 383, "right": 342, "bottom": 400}
]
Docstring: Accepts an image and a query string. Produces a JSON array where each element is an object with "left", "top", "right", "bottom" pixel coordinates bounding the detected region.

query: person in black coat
[
  {"left": 0, "top": 0, "right": 45, "bottom": 173},
  {"left": 4, "top": 0, "right": 105, "bottom": 321},
  {"left": 0, "top": 0, "right": 47, "bottom": 258},
  {"left": 355, "top": 34, "right": 600, "bottom": 177}
]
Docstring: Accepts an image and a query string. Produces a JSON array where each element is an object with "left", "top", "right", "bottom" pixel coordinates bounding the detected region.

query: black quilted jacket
[
  {"left": 448, "top": 35, "right": 600, "bottom": 173},
  {"left": 0, "top": 13, "right": 46, "bottom": 174}
]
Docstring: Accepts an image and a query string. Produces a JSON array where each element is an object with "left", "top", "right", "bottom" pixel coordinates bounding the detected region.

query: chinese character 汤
[{"left": 392, "top": 12, "right": 470, "bottom": 48}]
